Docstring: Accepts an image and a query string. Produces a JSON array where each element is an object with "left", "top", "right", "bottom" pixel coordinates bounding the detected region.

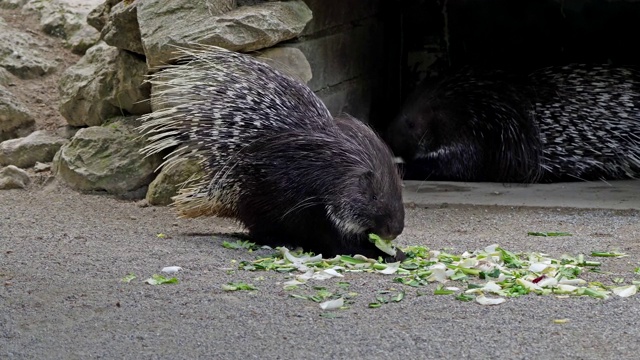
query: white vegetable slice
[
  {"left": 281, "top": 248, "right": 323, "bottom": 266},
  {"left": 319, "top": 298, "right": 344, "bottom": 310},
  {"left": 536, "top": 277, "right": 558, "bottom": 287},
  {"left": 557, "top": 284, "right": 578, "bottom": 292},
  {"left": 161, "top": 266, "right": 182, "bottom": 274},
  {"left": 427, "top": 263, "right": 448, "bottom": 283},
  {"left": 612, "top": 285, "right": 637, "bottom": 298},
  {"left": 369, "top": 233, "right": 397, "bottom": 257},
  {"left": 516, "top": 278, "right": 542, "bottom": 291},
  {"left": 558, "top": 278, "right": 587, "bottom": 285},
  {"left": 476, "top": 295, "right": 506, "bottom": 305},
  {"left": 484, "top": 244, "right": 500, "bottom": 253},
  {"left": 313, "top": 268, "right": 345, "bottom": 280},
  {"left": 376, "top": 262, "right": 400, "bottom": 275},
  {"left": 283, "top": 279, "right": 305, "bottom": 287},
  {"left": 529, "top": 263, "right": 550, "bottom": 273}
]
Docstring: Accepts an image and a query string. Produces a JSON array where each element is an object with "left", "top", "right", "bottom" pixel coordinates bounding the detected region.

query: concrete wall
[{"left": 284, "top": 0, "right": 385, "bottom": 124}]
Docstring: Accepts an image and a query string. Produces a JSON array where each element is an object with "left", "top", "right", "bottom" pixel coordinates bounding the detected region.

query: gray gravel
[{"left": 1, "top": 183, "right": 640, "bottom": 360}]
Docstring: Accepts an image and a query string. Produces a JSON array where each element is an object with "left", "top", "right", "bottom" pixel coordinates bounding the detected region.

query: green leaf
[
  {"left": 145, "top": 274, "right": 178, "bottom": 285},
  {"left": 391, "top": 291, "right": 405, "bottom": 302},
  {"left": 455, "top": 294, "right": 475, "bottom": 302},
  {"left": 497, "top": 247, "right": 524, "bottom": 268},
  {"left": 121, "top": 273, "right": 136, "bottom": 283},
  {"left": 222, "top": 240, "right": 260, "bottom": 250},
  {"left": 486, "top": 268, "right": 502, "bottom": 278},
  {"left": 527, "top": 232, "right": 572, "bottom": 237},
  {"left": 591, "top": 251, "right": 627, "bottom": 258},
  {"left": 222, "top": 282, "right": 257, "bottom": 291},
  {"left": 339, "top": 255, "right": 369, "bottom": 265},
  {"left": 581, "top": 288, "right": 609, "bottom": 299},
  {"left": 434, "top": 285, "right": 455, "bottom": 295},
  {"left": 402, "top": 245, "right": 431, "bottom": 259},
  {"left": 369, "top": 233, "right": 397, "bottom": 257}
]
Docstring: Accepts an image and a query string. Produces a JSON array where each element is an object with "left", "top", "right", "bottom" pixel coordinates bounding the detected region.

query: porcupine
[
  {"left": 385, "top": 64, "right": 640, "bottom": 183},
  {"left": 139, "top": 46, "right": 405, "bottom": 261}
]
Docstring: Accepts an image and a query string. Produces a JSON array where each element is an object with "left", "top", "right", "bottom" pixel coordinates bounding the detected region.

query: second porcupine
[
  {"left": 139, "top": 46, "right": 406, "bottom": 261},
  {"left": 386, "top": 64, "right": 640, "bottom": 182}
]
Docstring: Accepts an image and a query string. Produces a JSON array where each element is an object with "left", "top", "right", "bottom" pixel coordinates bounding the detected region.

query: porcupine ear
[{"left": 356, "top": 170, "right": 376, "bottom": 197}]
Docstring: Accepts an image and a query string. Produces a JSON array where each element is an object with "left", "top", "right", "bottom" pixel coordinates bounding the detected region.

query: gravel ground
[{"left": 1, "top": 184, "right": 640, "bottom": 360}]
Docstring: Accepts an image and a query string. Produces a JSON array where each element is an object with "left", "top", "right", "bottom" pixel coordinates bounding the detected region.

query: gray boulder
[
  {"left": 53, "top": 117, "right": 162, "bottom": 196},
  {"left": 58, "top": 42, "right": 150, "bottom": 127},
  {"left": 100, "top": 0, "right": 144, "bottom": 55},
  {"left": 0, "top": 17, "right": 56, "bottom": 79},
  {"left": 0, "top": 85, "right": 35, "bottom": 142},
  {"left": 0, "top": 165, "right": 30, "bottom": 189},
  {"left": 138, "top": 0, "right": 312, "bottom": 68},
  {"left": 146, "top": 159, "right": 204, "bottom": 206},
  {"left": 0, "top": 130, "right": 68, "bottom": 168}
]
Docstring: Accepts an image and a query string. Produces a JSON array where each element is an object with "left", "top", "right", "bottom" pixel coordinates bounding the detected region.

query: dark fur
[
  {"left": 386, "top": 70, "right": 542, "bottom": 182},
  {"left": 140, "top": 46, "right": 405, "bottom": 261},
  {"left": 234, "top": 116, "right": 405, "bottom": 260},
  {"left": 386, "top": 65, "right": 640, "bottom": 183}
]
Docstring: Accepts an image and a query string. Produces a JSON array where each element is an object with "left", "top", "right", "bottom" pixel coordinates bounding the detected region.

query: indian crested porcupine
[
  {"left": 386, "top": 64, "right": 640, "bottom": 183},
  {"left": 139, "top": 46, "right": 405, "bottom": 261}
]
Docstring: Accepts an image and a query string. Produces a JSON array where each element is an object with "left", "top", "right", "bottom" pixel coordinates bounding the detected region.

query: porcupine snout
[{"left": 371, "top": 209, "right": 404, "bottom": 241}]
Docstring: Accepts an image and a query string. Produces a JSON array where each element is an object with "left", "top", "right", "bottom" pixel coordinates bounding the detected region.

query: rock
[
  {"left": 54, "top": 125, "right": 80, "bottom": 139},
  {"left": 0, "top": 0, "right": 29, "bottom": 9},
  {"left": 146, "top": 159, "right": 204, "bottom": 206},
  {"left": 0, "top": 85, "right": 35, "bottom": 142},
  {"left": 0, "top": 17, "right": 56, "bottom": 79},
  {"left": 139, "top": 0, "right": 312, "bottom": 68},
  {"left": 254, "top": 46, "right": 312, "bottom": 83},
  {"left": 101, "top": 0, "right": 144, "bottom": 55},
  {"left": 0, "top": 67, "right": 15, "bottom": 86},
  {"left": 33, "top": 161, "right": 50, "bottom": 172},
  {"left": 0, "top": 165, "right": 30, "bottom": 189},
  {"left": 66, "top": 25, "right": 101, "bottom": 55},
  {"left": 87, "top": 0, "right": 122, "bottom": 32},
  {"left": 52, "top": 117, "right": 162, "bottom": 196},
  {"left": 0, "top": 130, "right": 68, "bottom": 168},
  {"left": 22, "top": 0, "right": 103, "bottom": 40},
  {"left": 58, "top": 42, "right": 151, "bottom": 127}
]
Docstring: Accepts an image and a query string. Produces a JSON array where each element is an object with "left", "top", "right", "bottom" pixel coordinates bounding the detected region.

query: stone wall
[{"left": 292, "top": 0, "right": 385, "bottom": 124}]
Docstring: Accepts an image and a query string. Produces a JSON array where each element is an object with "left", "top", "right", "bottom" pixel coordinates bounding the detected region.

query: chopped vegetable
[
  {"left": 434, "top": 285, "right": 455, "bottom": 295},
  {"left": 391, "top": 291, "right": 405, "bottom": 302},
  {"left": 221, "top": 242, "right": 638, "bottom": 307},
  {"left": 121, "top": 273, "right": 136, "bottom": 283},
  {"left": 222, "top": 282, "right": 256, "bottom": 291},
  {"left": 612, "top": 285, "right": 637, "bottom": 297},
  {"left": 145, "top": 274, "right": 178, "bottom": 285},
  {"left": 319, "top": 298, "right": 344, "bottom": 310},
  {"left": 161, "top": 266, "right": 182, "bottom": 274},
  {"left": 591, "top": 251, "right": 627, "bottom": 258},
  {"left": 527, "top": 232, "right": 572, "bottom": 237},
  {"left": 369, "top": 233, "right": 397, "bottom": 257},
  {"left": 222, "top": 240, "right": 260, "bottom": 250},
  {"left": 476, "top": 295, "right": 506, "bottom": 305}
]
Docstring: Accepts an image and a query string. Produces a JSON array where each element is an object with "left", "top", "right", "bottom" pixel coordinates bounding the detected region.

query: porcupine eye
[{"left": 406, "top": 118, "right": 416, "bottom": 130}]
